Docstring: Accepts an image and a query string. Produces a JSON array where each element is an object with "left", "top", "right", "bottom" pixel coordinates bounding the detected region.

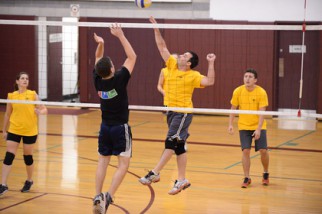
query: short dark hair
[
  {"left": 245, "top": 68, "right": 257, "bottom": 79},
  {"left": 188, "top": 51, "right": 199, "bottom": 69},
  {"left": 95, "top": 57, "right": 113, "bottom": 78}
]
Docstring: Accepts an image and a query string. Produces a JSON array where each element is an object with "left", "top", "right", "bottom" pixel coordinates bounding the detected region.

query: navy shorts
[
  {"left": 7, "top": 132, "right": 37, "bottom": 144},
  {"left": 239, "top": 130, "right": 267, "bottom": 151},
  {"left": 166, "top": 111, "right": 192, "bottom": 143},
  {"left": 98, "top": 123, "right": 132, "bottom": 157}
]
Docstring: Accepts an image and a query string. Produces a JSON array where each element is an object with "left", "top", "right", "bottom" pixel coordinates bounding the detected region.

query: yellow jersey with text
[
  {"left": 231, "top": 85, "right": 268, "bottom": 130},
  {"left": 8, "top": 90, "right": 38, "bottom": 136},
  {"left": 164, "top": 55, "right": 204, "bottom": 111}
]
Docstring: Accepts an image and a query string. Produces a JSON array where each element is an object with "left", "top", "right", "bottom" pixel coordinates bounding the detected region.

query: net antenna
[{"left": 298, "top": 0, "right": 307, "bottom": 117}]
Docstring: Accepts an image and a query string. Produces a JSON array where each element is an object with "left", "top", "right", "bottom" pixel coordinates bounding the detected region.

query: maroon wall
[
  {"left": 318, "top": 26, "right": 322, "bottom": 114},
  {"left": 79, "top": 18, "right": 275, "bottom": 110},
  {"left": 0, "top": 15, "right": 37, "bottom": 99},
  {"left": 1, "top": 16, "right": 321, "bottom": 114}
]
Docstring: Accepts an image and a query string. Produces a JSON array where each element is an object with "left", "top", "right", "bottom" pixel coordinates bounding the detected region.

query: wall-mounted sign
[{"left": 289, "top": 45, "right": 306, "bottom": 53}]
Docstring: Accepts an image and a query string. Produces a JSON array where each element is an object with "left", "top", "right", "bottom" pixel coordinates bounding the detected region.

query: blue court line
[{"left": 224, "top": 130, "right": 315, "bottom": 170}]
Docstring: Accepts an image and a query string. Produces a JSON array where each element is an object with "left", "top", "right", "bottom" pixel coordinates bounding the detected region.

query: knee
[
  {"left": 175, "top": 143, "right": 186, "bottom": 155},
  {"left": 165, "top": 138, "right": 177, "bottom": 151},
  {"left": 242, "top": 148, "right": 251, "bottom": 155},
  {"left": 259, "top": 149, "right": 268, "bottom": 156},
  {"left": 3, "top": 152, "right": 15, "bottom": 165},
  {"left": 23, "top": 155, "right": 34, "bottom": 166}
]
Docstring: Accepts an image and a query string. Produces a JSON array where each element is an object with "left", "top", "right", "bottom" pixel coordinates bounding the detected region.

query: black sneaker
[
  {"left": 0, "top": 184, "right": 9, "bottom": 196},
  {"left": 21, "top": 180, "right": 33, "bottom": 192},
  {"left": 262, "top": 172, "right": 269, "bottom": 185},
  {"left": 105, "top": 192, "right": 114, "bottom": 212},
  {"left": 241, "top": 177, "right": 251, "bottom": 188}
]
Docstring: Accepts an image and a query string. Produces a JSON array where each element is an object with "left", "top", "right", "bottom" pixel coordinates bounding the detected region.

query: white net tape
[
  {"left": 0, "top": 19, "right": 322, "bottom": 30},
  {"left": 0, "top": 99, "right": 321, "bottom": 118}
]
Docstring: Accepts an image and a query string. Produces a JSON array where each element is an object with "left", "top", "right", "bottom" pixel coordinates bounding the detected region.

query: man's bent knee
[{"left": 165, "top": 138, "right": 177, "bottom": 150}]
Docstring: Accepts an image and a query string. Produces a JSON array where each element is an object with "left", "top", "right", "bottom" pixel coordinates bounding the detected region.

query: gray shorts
[
  {"left": 239, "top": 130, "right": 267, "bottom": 151},
  {"left": 166, "top": 111, "right": 192, "bottom": 143}
]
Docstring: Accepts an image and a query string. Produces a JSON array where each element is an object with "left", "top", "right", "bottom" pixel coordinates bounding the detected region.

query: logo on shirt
[{"left": 98, "top": 89, "right": 118, "bottom": 99}]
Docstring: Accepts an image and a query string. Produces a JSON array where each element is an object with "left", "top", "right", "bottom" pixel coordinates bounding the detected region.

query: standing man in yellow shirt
[
  {"left": 1, "top": 72, "right": 47, "bottom": 196},
  {"left": 139, "top": 16, "right": 216, "bottom": 195},
  {"left": 228, "top": 68, "right": 269, "bottom": 188}
]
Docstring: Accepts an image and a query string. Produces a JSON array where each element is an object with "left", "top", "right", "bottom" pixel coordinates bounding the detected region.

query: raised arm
[
  {"left": 110, "top": 23, "right": 137, "bottom": 74},
  {"left": 149, "top": 16, "right": 171, "bottom": 62},
  {"left": 93, "top": 33, "right": 104, "bottom": 65},
  {"left": 201, "top": 53, "right": 216, "bottom": 87}
]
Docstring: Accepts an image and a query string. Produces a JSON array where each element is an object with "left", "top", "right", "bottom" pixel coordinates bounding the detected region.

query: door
[
  {"left": 277, "top": 30, "right": 319, "bottom": 110},
  {"left": 47, "top": 17, "right": 63, "bottom": 101}
]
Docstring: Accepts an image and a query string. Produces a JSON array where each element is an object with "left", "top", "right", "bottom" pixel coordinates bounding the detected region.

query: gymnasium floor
[{"left": 0, "top": 108, "right": 321, "bottom": 213}]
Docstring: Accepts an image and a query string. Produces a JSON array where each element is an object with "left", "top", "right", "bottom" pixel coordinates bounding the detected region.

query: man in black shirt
[{"left": 92, "top": 23, "right": 136, "bottom": 214}]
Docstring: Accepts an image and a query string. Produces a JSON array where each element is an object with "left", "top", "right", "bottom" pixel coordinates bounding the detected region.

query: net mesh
[{"left": 0, "top": 18, "right": 321, "bottom": 120}]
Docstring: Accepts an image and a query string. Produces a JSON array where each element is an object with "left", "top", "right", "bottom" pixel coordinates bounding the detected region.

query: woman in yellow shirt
[{"left": 0, "top": 72, "right": 47, "bottom": 196}]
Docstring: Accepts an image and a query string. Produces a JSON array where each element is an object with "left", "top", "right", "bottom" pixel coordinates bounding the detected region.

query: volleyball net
[{"left": 0, "top": 18, "right": 321, "bottom": 121}]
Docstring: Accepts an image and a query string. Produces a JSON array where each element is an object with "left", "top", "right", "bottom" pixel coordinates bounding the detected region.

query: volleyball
[{"left": 135, "top": 0, "right": 152, "bottom": 8}]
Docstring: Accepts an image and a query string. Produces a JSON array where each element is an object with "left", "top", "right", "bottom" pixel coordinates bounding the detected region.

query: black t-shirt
[{"left": 93, "top": 66, "right": 131, "bottom": 125}]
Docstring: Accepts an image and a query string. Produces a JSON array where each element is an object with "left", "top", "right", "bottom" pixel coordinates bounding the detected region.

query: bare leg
[
  {"left": 108, "top": 156, "right": 130, "bottom": 197},
  {"left": 259, "top": 149, "right": 269, "bottom": 172},
  {"left": 95, "top": 155, "right": 111, "bottom": 195},
  {"left": 153, "top": 149, "right": 173, "bottom": 174},
  {"left": 242, "top": 149, "right": 251, "bottom": 177},
  {"left": 176, "top": 153, "right": 187, "bottom": 180},
  {"left": 1, "top": 141, "right": 19, "bottom": 185},
  {"left": 23, "top": 143, "right": 34, "bottom": 181}
]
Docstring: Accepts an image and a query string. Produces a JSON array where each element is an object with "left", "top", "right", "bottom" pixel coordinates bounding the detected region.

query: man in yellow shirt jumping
[{"left": 139, "top": 16, "right": 216, "bottom": 195}]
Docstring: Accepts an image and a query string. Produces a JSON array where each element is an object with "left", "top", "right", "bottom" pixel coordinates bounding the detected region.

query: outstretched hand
[
  {"left": 110, "top": 23, "right": 124, "bottom": 38},
  {"left": 207, "top": 53, "right": 216, "bottom": 62},
  {"left": 149, "top": 16, "right": 157, "bottom": 24},
  {"left": 94, "top": 33, "right": 104, "bottom": 44}
]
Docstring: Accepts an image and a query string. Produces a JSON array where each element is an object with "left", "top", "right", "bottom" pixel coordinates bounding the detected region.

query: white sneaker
[
  {"left": 139, "top": 170, "right": 160, "bottom": 185},
  {"left": 168, "top": 179, "right": 191, "bottom": 195},
  {"left": 92, "top": 193, "right": 106, "bottom": 214}
]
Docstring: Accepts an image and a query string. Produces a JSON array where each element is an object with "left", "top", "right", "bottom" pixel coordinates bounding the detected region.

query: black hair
[
  {"left": 245, "top": 68, "right": 258, "bottom": 79},
  {"left": 95, "top": 57, "right": 113, "bottom": 78},
  {"left": 187, "top": 51, "right": 199, "bottom": 69},
  {"left": 14, "top": 71, "right": 29, "bottom": 91}
]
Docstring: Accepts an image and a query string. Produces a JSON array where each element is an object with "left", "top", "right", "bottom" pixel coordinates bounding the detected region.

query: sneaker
[
  {"left": 0, "top": 184, "right": 9, "bottom": 196},
  {"left": 104, "top": 192, "right": 113, "bottom": 212},
  {"left": 139, "top": 171, "right": 160, "bottom": 185},
  {"left": 262, "top": 172, "right": 269, "bottom": 186},
  {"left": 92, "top": 193, "right": 106, "bottom": 214},
  {"left": 21, "top": 180, "right": 33, "bottom": 192},
  {"left": 168, "top": 179, "right": 191, "bottom": 195},
  {"left": 241, "top": 177, "right": 251, "bottom": 188}
]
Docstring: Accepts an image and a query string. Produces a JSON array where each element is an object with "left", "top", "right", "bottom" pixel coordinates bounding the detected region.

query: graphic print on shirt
[{"left": 98, "top": 89, "right": 118, "bottom": 99}]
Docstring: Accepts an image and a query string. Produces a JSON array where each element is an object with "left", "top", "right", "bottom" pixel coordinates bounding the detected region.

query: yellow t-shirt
[
  {"left": 164, "top": 55, "right": 205, "bottom": 111},
  {"left": 8, "top": 90, "right": 38, "bottom": 136},
  {"left": 161, "top": 67, "right": 169, "bottom": 106},
  {"left": 230, "top": 85, "right": 268, "bottom": 130}
]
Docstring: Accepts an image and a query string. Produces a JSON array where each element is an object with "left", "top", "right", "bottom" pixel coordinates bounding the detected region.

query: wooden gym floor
[{"left": 0, "top": 107, "right": 321, "bottom": 213}]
